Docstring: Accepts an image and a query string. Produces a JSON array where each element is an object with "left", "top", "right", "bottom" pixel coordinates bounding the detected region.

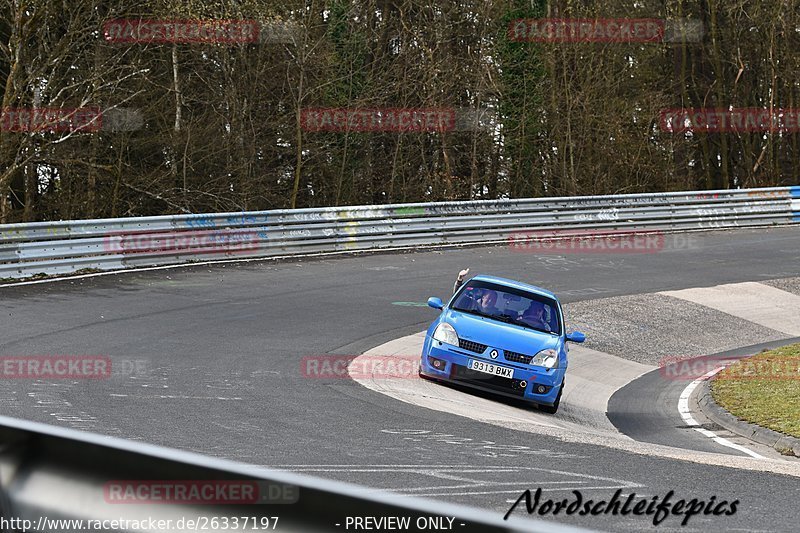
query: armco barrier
[
  {"left": 0, "top": 415, "right": 590, "bottom": 533},
  {"left": 0, "top": 186, "right": 799, "bottom": 279}
]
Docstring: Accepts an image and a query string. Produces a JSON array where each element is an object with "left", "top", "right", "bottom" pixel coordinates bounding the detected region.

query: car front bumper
[{"left": 419, "top": 335, "right": 564, "bottom": 406}]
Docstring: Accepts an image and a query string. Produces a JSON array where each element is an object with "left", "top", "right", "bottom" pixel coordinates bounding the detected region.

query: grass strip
[{"left": 711, "top": 343, "right": 800, "bottom": 440}]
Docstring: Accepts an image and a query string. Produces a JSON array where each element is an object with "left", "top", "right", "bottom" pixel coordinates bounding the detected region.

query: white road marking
[
  {"left": 109, "top": 393, "right": 242, "bottom": 400},
  {"left": 276, "top": 465, "right": 638, "bottom": 484},
  {"left": 504, "top": 492, "right": 651, "bottom": 504},
  {"left": 394, "top": 481, "right": 584, "bottom": 492},
  {"left": 276, "top": 464, "right": 641, "bottom": 499},
  {"left": 678, "top": 367, "right": 765, "bottom": 459},
  {"left": 402, "top": 486, "right": 631, "bottom": 497}
]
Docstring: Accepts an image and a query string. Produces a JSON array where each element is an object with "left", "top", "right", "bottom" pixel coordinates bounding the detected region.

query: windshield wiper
[
  {"left": 451, "top": 306, "right": 476, "bottom": 316},
  {"left": 455, "top": 307, "right": 519, "bottom": 324},
  {"left": 513, "top": 319, "right": 559, "bottom": 335},
  {"left": 453, "top": 307, "right": 498, "bottom": 321}
]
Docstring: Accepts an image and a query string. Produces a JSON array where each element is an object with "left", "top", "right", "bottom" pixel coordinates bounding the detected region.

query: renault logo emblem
[{"left": 490, "top": 349, "right": 498, "bottom": 359}]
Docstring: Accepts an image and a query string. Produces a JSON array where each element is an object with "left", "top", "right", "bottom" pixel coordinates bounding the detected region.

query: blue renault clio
[{"left": 419, "top": 275, "right": 585, "bottom": 414}]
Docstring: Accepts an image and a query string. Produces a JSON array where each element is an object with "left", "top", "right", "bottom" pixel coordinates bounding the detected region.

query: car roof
[{"left": 469, "top": 275, "right": 558, "bottom": 300}]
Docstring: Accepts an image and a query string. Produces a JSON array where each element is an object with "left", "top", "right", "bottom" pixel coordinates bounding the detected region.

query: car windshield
[{"left": 451, "top": 280, "right": 561, "bottom": 335}]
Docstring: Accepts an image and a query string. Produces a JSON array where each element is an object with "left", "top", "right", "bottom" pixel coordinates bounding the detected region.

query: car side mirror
[
  {"left": 427, "top": 297, "right": 444, "bottom": 310},
  {"left": 566, "top": 331, "right": 586, "bottom": 343}
]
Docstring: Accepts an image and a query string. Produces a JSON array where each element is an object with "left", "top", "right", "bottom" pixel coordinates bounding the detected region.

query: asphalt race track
[{"left": 2, "top": 226, "right": 800, "bottom": 532}]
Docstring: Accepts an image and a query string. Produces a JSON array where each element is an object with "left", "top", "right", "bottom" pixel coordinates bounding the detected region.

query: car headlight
[
  {"left": 432, "top": 323, "right": 459, "bottom": 346},
  {"left": 531, "top": 348, "right": 558, "bottom": 369}
]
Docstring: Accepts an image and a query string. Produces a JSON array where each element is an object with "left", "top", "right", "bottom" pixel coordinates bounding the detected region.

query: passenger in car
[{"left": 518, "top": 302, "right": 552, "bottom": 332}]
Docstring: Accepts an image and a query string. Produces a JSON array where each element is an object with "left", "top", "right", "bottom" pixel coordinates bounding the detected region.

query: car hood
[{"left": 444, "top": 309, "right": 560, "bottom": 355}]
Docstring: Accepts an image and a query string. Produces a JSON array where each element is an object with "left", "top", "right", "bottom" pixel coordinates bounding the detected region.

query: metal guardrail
[
  {"left": 0, "top": 415, "right": 590, "bottom": 533},
  {"left": 1, "top": 186, "right": 799, "bottom": 279}
]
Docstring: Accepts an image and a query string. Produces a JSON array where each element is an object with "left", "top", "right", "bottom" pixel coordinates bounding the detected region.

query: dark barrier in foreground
[{"left": 0, "top": 416, "right": 590, "bottom": 532}]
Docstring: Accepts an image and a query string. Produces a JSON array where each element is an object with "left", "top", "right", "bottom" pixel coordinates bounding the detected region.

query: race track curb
[{"left": 696, "top": 378, "right": 800, "bottom": 458}]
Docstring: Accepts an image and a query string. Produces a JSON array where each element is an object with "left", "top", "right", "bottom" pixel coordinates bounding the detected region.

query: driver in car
[
  {"left": 454, "top": 268, "right": 500, "bottom": 316},
  {"left": 475, "top": 289, "right": 500, "bottom": 316}
]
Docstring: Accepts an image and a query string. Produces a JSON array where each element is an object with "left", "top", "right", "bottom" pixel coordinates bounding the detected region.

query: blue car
[{"left": 419, "top": 275, "right": 586, "bottom": 414}]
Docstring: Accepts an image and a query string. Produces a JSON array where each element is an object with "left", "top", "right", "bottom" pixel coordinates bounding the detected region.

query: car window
[{"left": 451, "top": 280, "right": 561, "bottom": 334}]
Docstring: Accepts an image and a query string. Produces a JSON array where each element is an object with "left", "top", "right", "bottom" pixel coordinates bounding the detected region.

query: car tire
[{"left": 539, "top": 380, "right": 563, "bottom": 414}]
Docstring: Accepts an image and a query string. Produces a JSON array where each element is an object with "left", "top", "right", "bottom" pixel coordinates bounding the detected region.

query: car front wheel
[{"left": 539, "top": 380, "right": 563, "bottom": 414}]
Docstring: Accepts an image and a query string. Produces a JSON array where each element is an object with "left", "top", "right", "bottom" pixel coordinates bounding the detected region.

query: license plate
[{"left": 468, "top": 359, "right": 514, "bottom": 379}]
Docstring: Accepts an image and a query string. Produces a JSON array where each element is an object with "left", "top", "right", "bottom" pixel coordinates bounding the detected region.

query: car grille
[
  {"left": 503, "top": 350, "right": 533, "bottom": 365},
  {"left": 458, "top": 339, "right": 487, "bottom": 354},
  {"left": 450, "top": 364, "right": 525, "bottom": 397}
]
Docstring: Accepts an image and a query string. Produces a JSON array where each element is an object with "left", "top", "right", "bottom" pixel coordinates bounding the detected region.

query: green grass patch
[{"left": 711, "top": 343, "right": 800, "bottom": 439}]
